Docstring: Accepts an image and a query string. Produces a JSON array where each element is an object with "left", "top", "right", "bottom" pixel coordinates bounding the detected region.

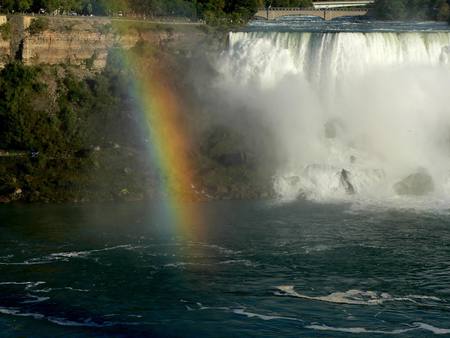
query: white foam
[
  {"left": 306, "top": 324, "right": 414, "bottom": 334},
  {"left": 0, "top": 307, "right": 145, "bottom": 328},
  {"left": 49, "top": 244, "right": 136, "bottom": 259},
  {"left": 218, "top": 259, "right": 256, "bottom": 267},
  {"left": 275, "top": 285, "right": 442, "bottom": 306},
  {"left": 190, "top": 242, "right": 241, "bottom": 255},
  {"left": 307, "top": 322, "right": 450, "bottom": 335},
  {"left": 0, "top": 245, "right": 137, "bottom": 265},
  {"left": 191, "top": 301, "right": 450, "bottom": 335},
  {"left": 0, "top": 307, "right": 45, "bottom": 320},
  {"left": 195, "top": 303, "right": 302, "bottom": 322},
  {"left": 415, "top": 322, "right": 450, "bottom": 335},
  {"left": 164, "top": 259, "right": 254, "bottom": 268},
  {"left": 0, "top": 281, "right": 46, "bottom": 290},
  {"left": 232, "top": 309, "right": 302, "bottom": 322},
  {"left": 21, "top": 294, "right": 50, "bottom": 304},
  {"left": 47, "top": 317, "right": 113, "bottom": 327}
]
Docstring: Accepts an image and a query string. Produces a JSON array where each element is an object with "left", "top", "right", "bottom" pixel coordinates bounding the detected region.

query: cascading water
[{"left": 217, "top": 30, "right": 450, "bottom": 203}]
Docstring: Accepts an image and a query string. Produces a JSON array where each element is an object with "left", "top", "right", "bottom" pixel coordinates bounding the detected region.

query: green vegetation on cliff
[
  {"left": 0, "top": 22, "right": 10, "bottom": 39},
  {"left": 0, "top": 33, "right": 274, "bottom": 203},
  {"left": 374, "top": 0, "right": 450, "bottom": 21},
  {"left": 0, "top": 60, "right": 146, "bottom": 203},
  {"left": 27, "top": 17, "right": 49, "bottom": 34}
]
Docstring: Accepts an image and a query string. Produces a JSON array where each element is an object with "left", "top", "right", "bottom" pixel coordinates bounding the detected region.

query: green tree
[
  {"left": 0, "top": 0, "right": 32, "bottom": 12},
  {"left": 374, "top": 0, "right": 407, "bottom": 20},
  {"left": 436, "top": 0, "right": 450, "bottom": 20},
  {"left": 31, "top": 0, "right": 59, "bottom": 12},
  {"left": 0, "top": 63, "right": 58, "bottom": 152}
]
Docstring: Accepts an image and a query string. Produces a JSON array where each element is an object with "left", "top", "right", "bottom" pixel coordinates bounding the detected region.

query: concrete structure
[
  {"left": 254, "top": 7, "right": 369, "bottom": 20},
  {"left": 313, "top": 0, "right": 374, "bottom": 9}
]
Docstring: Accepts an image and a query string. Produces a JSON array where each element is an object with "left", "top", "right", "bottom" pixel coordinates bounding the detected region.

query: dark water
[{"left": 1, "top": 201, "right": 450, "bottom": 337}]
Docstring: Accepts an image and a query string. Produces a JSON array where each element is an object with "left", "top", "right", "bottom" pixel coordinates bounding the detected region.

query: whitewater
[{"left": 218, "top": 28, "right": 450, "bottom": 204}]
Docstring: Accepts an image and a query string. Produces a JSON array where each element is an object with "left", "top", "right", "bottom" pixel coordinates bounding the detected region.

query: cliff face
[
  {"left": 1, "top": 15, "right": 206, "bottom": 70},
  {"left": 22, "top": 17, "right": 111, "bottom": 68}
]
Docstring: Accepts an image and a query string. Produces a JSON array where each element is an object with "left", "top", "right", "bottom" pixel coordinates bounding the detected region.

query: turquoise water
[{"left": 1, "top": 201, "right": 450, "bottom": 337}]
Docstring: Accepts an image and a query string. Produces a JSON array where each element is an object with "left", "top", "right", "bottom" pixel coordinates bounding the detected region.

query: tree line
[
  {"left": 0, "top": 0, "right": 263, "bottom": 20},
  {"left": 374, "top": 0, "right": 450, "bottom": 20},
  {"left": 264, "top": 0, "right": 312, "bottom": 7},
  {"left": 2, "top": 0, "right": 449, "bottom": 21}
]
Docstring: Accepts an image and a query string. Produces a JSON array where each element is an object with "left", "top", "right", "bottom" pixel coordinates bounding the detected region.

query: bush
[
  {"left": 27, "top": 18, "right": 49, "bottom": 35},
  {"left": 0, "top": 22, "right": 11, "bottom": 40},
  {"left": 437, "top": 1, "right": 450, "bottom": 21}
]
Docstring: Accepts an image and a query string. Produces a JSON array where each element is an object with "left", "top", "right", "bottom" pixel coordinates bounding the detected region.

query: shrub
[
  {"left": 0, "top": 22, "right": 11, "bottom": 40},
  {"left": 27, "top": 18, "right": 49, "bottom": 35}
]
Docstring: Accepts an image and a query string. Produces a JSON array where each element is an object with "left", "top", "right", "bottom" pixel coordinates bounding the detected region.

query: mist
[{"left": 202, "top": 31, "right": 450, "bottom": 202}]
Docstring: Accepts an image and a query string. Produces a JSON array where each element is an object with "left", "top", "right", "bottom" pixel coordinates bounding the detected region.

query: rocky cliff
[{"left": 0, "top": 15, "right": 207, "bottom": 70}]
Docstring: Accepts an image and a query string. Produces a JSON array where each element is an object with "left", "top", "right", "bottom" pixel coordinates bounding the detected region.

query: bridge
[
  {"left": 255, "top": 7, "right": 369, "bottom": 20},
  {"left": 255, "top": 0, "right": 373, "bottom": 20},
  {"left": 313, "top": 0, "right": 374, "bottom": 9}
]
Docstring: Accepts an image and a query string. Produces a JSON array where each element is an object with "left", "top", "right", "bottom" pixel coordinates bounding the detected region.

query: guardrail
[{"left": 262, "top": 7, "right": 368, "bottom": 11}]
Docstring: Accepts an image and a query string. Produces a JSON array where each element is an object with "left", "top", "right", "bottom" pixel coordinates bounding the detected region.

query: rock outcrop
[
  {"left": 394, "top": 170, "right": 434, "bottom": 196},
  {"left": 0, "top": 15, "right": 206, "bottom": 70}
]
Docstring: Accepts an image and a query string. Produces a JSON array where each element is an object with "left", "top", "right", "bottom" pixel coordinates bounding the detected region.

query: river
[{"left": 1, "top": 201, "right": 450, "bottom": 336}]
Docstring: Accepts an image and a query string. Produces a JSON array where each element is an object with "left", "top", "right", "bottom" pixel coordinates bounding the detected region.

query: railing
[
  {"left": 260, "top": 7, "right": 368, "bottom": 11},
  {"left": 314, "top": 0, "right": 372, "bottom": 1}
]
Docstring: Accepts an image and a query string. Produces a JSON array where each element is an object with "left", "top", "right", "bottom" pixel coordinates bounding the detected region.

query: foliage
[
  {"left": 0, "top": 0, "right": 260, "bottom": 23},
  {"left": 0, "top": 22, "right": 10, "bottom": 40},
  {"left": 0, "top": 60, "right": 145, "bottom": 202},
  {"left": 27, "top": 17, "right": 49, "bottom": 35},
  {"left": 0, "top": 0, "right": 33, "bottom": 12},
  {"left": 264, "top": 0, "right": 312, "bottom": 7},
  {"left": 373, "top": 0, "right": 450, "bottom": 21},
  {"left": 0, "top": 63, "right": 50, "bottom": 151},
  {"left": 436, "top": 0, "right": 450, "bottom": 20}
]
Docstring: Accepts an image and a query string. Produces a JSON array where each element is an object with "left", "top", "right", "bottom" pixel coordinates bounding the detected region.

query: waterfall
[{"left": 216, "top": 31, "right": 450, "bottom": 202}]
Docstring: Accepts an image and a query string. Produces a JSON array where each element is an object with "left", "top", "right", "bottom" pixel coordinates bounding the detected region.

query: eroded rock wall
[{"left": 0, "top": 15, "right": 206, "bottom": 70}]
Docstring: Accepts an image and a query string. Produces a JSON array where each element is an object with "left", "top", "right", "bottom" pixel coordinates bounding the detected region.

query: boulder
[
  {"left": 394, "top": 170, "right": 434, "bottom": 196},
  {"left": 340, "top": 169, "right": 355, "bottom": 194}
]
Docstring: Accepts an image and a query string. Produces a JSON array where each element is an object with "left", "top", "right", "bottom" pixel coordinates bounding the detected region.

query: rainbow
[{"left": 119, "top": 47, "right": 203, "bottom": 239}]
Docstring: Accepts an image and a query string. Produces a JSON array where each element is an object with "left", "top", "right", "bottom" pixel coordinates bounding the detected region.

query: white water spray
[{"left": 217, "top": 31, "right": 450, "bottom": 203}]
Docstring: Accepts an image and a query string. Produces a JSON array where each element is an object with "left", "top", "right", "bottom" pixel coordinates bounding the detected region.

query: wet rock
[
  {"left": 0, "top": 195, "right": 11, "bottom": 203},
  {"left": 394, "top": 170, "right": 434, "bottom": 196},
  {"left": 340, "top": 169, "right": 355, "bottom": 194},
  {"left": 217, "top": 152, "right": 250, "bottom": 166},
  {"left": 11, "top": 188, "right": 22, "bottom": 201}
]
